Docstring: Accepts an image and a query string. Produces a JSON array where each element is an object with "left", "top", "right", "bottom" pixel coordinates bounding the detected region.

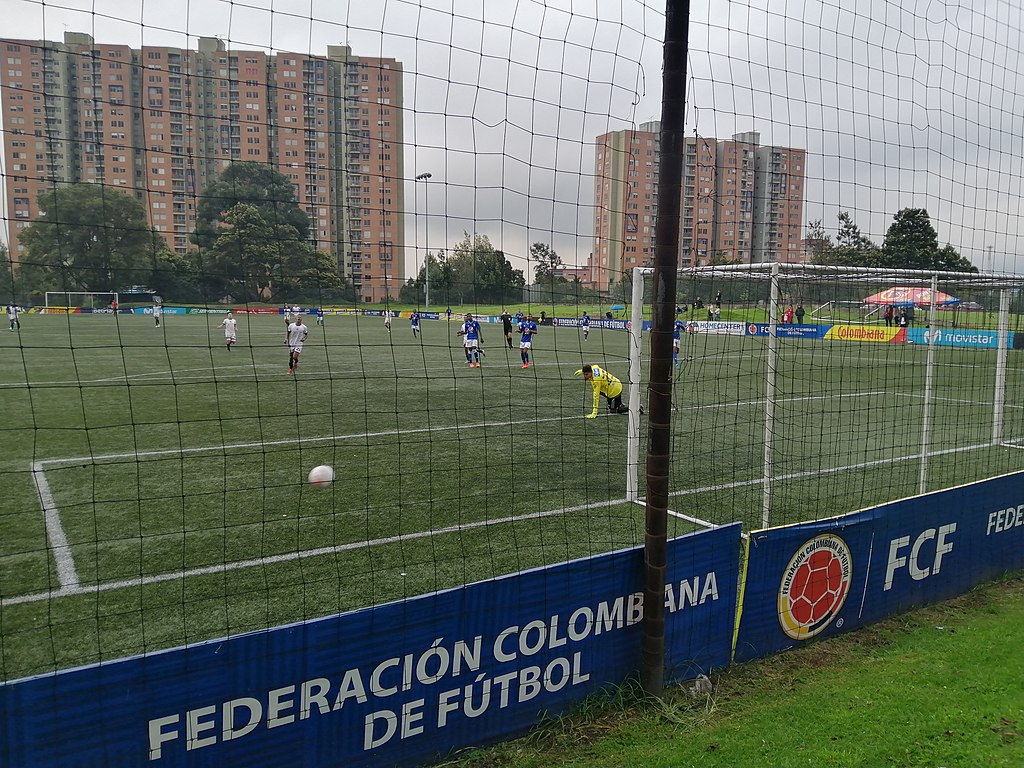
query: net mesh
[{"left": 1, "top": 0, "right": 1023, "bottom": 687}]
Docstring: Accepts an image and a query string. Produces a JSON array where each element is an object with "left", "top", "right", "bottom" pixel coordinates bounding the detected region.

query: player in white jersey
[
  {"left": 217, "top": 312, "right": 238, "bottom": 350},
  {"left": 7, "top": 304, "right": 20, "bottom": 332},
  {"left": 286, "top": 317, "right": 309, "bottom": 373},
  {"left": 383, "top": 309, "right": 393, "bottom": 332},
  {"left": 152, "top": 304, "right": 162, "bottom": 327}
]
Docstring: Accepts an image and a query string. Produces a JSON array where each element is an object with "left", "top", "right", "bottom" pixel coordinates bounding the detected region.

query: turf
[{"left": 1, "top": 311, "right": 1022, "bottom": 680}]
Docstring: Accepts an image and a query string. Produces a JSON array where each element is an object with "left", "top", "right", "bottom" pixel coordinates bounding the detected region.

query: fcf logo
[{"left": 777, "top": 534, "right": 852, "bottom": 640}]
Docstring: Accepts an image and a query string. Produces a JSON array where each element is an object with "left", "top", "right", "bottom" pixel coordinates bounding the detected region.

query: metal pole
[
  {"left": 993, "top": 288, "right": 1010, "bottom": 445},
  {"left": 627, "top": 267, "right": 644, "bottom": 501},
  {"left": 918, "top": 273, "right": 940, "bottom": 494},
  {"left": 641, "top": 0, "right": 689, "bottom": 698},
  {"left": 761, "top": 262, "right": 780, "bottom": 528},
  {"left": 416, "top": 172, "right": 432, "bottom": 308}
]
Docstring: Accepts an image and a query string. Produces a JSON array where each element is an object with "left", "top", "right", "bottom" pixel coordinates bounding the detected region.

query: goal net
[
  {"left": 44, "top": 291, "right": 119, "bottom": 309},
  {"left": 627, "top": 263, "right": 1024, "bottom": 532}
]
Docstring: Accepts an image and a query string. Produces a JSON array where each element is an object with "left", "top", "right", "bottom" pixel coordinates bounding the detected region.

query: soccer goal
[
  {"left": 626, "top": 263, "right": 1024, "bottom": 532},
  {"left": 44, "top": 291, "right": 119, "bottom": 309}
]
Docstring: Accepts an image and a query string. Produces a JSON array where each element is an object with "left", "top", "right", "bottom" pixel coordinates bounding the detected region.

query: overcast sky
[{"left": 3, "top": 0, "right": 1024, "bottom": 275}]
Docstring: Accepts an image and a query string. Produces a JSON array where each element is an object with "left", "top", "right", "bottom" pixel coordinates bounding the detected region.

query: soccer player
[
  {"left": 518, "top": 313, "right": 537, "bottom": 369},
  {"left": 153, "top": 303, "right": 162, "bottom": 327},
  {"left": 286, "top": 314, "right": 309, "bottom": 373},
  {"left": 7, "top": 303, "right": 20, "bottom": 331},
  {"left": 217, "top": 311, "right": 237, "bottom": 351},
  {"left": 410, "top": 310, "right": 421, "bottom": 338},
  {"left": 500, "top": 310, "right": 514, "bottom": 348},
  {"left": 576, "top": 363, "right": 629, "bottom": 418},
  {"left": 514, "top": 309, "right": 525, "bottom": 326},
  {"left": 383, "top": 309, "right": 392, "bottom": 332},
  {"left": 673, "top": 315, "right": 686, "bottom": 367},
  {"left": 581, "top": 311, "right": 591, "bottom": 341},
  {"left": 316, "top": 307, "right": 324, "bottom": 326},
  {"left": 457, "top": 312, "right": 483, "bottom": 368}
]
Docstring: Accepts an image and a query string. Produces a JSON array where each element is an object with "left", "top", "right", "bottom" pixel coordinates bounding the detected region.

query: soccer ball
[{"left": 307, "top": 464, "right": 335, "bottom": 488}]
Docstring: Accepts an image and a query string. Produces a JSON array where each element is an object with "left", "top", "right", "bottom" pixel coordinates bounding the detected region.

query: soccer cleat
[{"left": 521, "top": 363, "right": 529, "bottom": 369}]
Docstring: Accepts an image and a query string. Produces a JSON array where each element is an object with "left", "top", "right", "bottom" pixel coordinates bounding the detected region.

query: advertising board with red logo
[{"left": 733, "top": 471, "right": 1024, "bottom": 662}]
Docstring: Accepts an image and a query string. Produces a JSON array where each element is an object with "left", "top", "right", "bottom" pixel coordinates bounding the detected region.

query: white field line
[
  {"left": 30, "top": 461, "right": 79, "bottom": 588},
  {"left": 0, "top": 496, "right": 630, "bottom": 608}
]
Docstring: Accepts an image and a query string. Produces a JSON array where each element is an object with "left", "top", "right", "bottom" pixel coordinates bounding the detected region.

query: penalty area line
[
  {"left": 31, "top": 461, "right": 79, "bottom": 589},
  {"left": 0, "top": 496, "right": 629, "bottom": 608}
]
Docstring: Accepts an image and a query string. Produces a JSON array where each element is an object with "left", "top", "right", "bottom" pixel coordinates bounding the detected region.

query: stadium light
[{"left": 416, "top": 172, "right": 433, "bottom": 309}]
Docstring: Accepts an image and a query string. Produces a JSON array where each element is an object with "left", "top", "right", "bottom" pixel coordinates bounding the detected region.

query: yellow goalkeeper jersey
[{"left": 588, "top": 366, "right": 623, "bottom": 415}]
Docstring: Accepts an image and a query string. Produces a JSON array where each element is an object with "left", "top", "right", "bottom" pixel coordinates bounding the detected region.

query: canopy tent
[{"left": 863, "top": 287, "right": 960, "bottom": 306}]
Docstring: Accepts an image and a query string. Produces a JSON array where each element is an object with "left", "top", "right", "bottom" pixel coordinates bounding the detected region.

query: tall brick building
[
  {"left": 590, "top": 125, "right": 807, "bottom": 292},
  {"left": 1, "top": 32, "right": 403, "bottom": 301}
]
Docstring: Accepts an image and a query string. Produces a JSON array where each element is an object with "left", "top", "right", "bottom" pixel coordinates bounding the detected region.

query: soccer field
[{"left": 2, "top": 311, "right": 1023, "bottom": 680}]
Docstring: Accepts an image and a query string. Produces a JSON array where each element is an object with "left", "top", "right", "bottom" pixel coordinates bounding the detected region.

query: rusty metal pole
[{"left": 641, "top": 0, "right": 689, "bottom": 696}]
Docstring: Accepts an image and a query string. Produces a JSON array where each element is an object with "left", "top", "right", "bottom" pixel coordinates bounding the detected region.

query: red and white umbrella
[{"left": 863, "top": 287, "right": 960, "bottom": 306}]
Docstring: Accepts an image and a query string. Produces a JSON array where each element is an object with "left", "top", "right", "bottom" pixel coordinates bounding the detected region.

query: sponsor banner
[
  {"left": 232, "top": 308, "right": 279, "bottom": 315},
  {"left": 688, "top": 321, "right": 746, "bottom": 336},
  {"left": 822, "top": 324, "right": 904, "bottom": 342},
  {"left": 745, "top": 323, "right": 828, "bottom": 339},
  {"left": 0, "top": 525, "right": 740, "bottom": 768},
  {"left": 907, "top": 327, "right": 1008, "bottom": 349},
  {"left": 553, "top": 318, "right": 630, "bottom": 331},
  {"left": 322, "top": 308, "right": 363, "bottom": 316},
  {"left": 36, "top": 307, "right": 82, "bottom": 314},
  {"left": 186, "top": 308, "right": 234, "bottom": 315},
  {"left": 364, "top": 309, "right": 385, "bottom": 317},
  {"left": 734, "top": 472, "right": 1024, "bottom": 663}
]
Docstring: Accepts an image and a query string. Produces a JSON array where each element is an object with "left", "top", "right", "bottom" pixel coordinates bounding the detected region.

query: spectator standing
[{"left": 795, "top": 304, "right": 805, "bottom": 324}]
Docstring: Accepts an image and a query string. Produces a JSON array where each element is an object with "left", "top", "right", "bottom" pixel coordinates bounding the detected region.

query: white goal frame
[
  {"left": 44, "top": 291, "right": 119, "bottom": 309},
  {"left": 626, "top": 263, "right": 1024, "bottom": 528}
]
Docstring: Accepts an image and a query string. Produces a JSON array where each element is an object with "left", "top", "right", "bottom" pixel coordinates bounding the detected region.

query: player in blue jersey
[
  {"left": 673, "top": 316, "right": 687, "bottom": 367},
  {"left": 457, "top": 313, "right": 483, "bottom": 367},
  {"left": 518, "top": 314, "right": 538, "bottom": 369},
  {"left": 581, "top": 311, "right": 591, "bottom": 341},
  {"left": 410, "top": 310, "right": 421, "bottom": 338}
]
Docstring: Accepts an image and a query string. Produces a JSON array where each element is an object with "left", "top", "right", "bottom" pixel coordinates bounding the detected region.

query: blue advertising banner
[
  {"left": 744, "top": 323, "right": 826, "bottom": 338},
  {"left": 906, "top": 327, "right": 1009, "bottom": 349},
  {"left": 1, "top": 524, "right": 741, "bottom": 768},
  {"left": 734, "top": 473, "right": 1024, "bottom": 663}
]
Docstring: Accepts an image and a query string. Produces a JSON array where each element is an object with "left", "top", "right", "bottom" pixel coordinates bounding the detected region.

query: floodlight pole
[
  {"left": 416, "top": 172, "right": 433, "bottom": 308},
  {"left": 641, "top": 0, "right": 689, "bottom": 699}
]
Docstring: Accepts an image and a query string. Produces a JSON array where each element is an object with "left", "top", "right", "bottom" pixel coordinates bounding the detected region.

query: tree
[
  {"left": 0, "top": 241, "right": 13, "bottom": 301},
  {"left": 530, "top": 242, "right": 564, "bottom": 283},
  {"left": 192, "top": 162, "right": 310, "bottom": 250},
  {"left": 804, "top": 219, "right": 832, "bottom": 264},
  {"left": 202, "top": 203, "right": 346, "bottom": 303},
  {"left": 819, "top": 210, "right": 881, "bottom": 266},
  {"left": 880, "top": 208, "right": 976, "bottom": 272},
  {"left": 18, "top": 184, "right": 166, "bottom": 291},
  {"left": 443, "top": 232, "right": 525, "bottom": 304}
]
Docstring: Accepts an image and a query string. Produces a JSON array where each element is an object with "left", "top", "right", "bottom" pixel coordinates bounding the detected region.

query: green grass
[
  {"left": 447, "top": 572, "right": 1024, "bottom": 768},
  {"left": 2, "top": 311, "right": 1023, "bottom": 681}
]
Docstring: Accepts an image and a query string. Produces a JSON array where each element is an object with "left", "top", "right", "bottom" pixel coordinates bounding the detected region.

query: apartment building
[
  {"left": 1, "top": 32, "right": 403, "bottom": 302},
  {"left": 590, "top": 126, "right": 807, "bottom": 289}
]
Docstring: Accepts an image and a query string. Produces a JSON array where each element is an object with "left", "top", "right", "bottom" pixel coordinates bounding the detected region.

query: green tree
[
  {"left": 18, "top": 184, "right": 166, "bottom": 291},
  {"left": 203, "top": 203, "right": 345, "bottom": 303},
  {"left": 820, "top": 210, "right": 880, "bottom": 266},
  {"left": 880, "top": 208, "right": 976, "bottom": 272},
  {"left": 192, "top": 162, "right": 310, "bottom": 250},
  {"left": 444, "top": 233, "right": 525, "bottom": 303},
  {"left": 804, "top": 219, "right": 833, "bottom": 264},
  {"left": 0, "top": 241, "right": 13, "bottom": 301},
  {"left": 531, "top": 242, "right": 564, "bottom": 282}
]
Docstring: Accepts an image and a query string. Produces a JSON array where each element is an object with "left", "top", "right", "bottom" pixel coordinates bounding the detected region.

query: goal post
[
  {"left": 626, "top": 262, "right": 1024, "bottom": 530},
  {"left": 44, "top": 291, "right": 120, "bottom": 309}
]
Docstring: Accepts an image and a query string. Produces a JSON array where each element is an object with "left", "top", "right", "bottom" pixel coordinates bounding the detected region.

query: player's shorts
[
  {"left": 463, "top": 339, "right": 478, "bottom": 349},
  {"left": 673, "top": 338, "right": 680, "bottom": 349},
  {"left": 519, "top": 341, "right": 532, "bottom": 349},
  {"left": 225, "top": 333, "right": 236, "bottom": 342},
  {"left": 290, "top": 343, "right": 304, "bottom": 354}
]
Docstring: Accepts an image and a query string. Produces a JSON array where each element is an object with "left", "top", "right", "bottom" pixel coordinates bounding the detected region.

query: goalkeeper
[{"left": 576, "top": 364, "right": 629, "bottom": 418}]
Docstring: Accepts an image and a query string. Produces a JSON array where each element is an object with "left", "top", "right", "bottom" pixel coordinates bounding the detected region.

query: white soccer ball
[{"left": 307, "top": 464, "right": 335, "bottom": 488}]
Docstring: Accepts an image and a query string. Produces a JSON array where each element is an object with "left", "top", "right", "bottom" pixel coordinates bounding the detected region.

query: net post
[
  {"left": 626, "top": 267, "right": 644, "bottom": 501},
  {"left": 918, "top": 273, "right": 940, "bottom": 494},
  {"left": 993, "top": 288, "right": 1011, "bottom": 445},
  {"left": 761, "top": 262, "right": 780, "bottom": 528}
]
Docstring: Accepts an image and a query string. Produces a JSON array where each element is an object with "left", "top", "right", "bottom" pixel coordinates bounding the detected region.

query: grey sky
[{"left": 3, "top": 0, "right": 1024, "bottom": 275}]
